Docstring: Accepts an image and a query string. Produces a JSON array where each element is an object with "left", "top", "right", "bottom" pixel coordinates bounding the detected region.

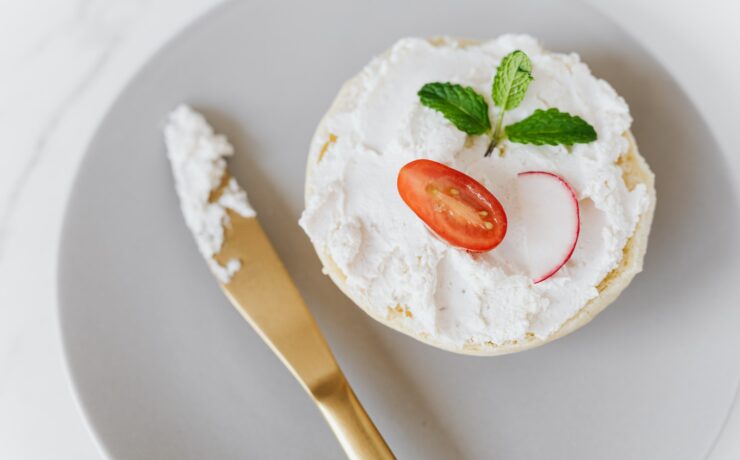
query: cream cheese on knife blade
[{"left": 164, "top": 104, "right": 255, "bottom": 283}]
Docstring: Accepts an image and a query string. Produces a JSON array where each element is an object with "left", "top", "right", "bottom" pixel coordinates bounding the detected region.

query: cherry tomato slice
[{"left": 397, "top": 159, "right": 507, "bottom": 252}]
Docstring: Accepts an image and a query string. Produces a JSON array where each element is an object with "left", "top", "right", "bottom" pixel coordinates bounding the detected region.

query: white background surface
[{"left": 1, "top": 1, "right": 738, "bottom": 458}]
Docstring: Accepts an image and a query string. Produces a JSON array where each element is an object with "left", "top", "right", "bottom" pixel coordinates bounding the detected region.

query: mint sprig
[
  {"left": 490, "top": 50, "right": 533, "bottom": 152},
  {"left": 416, "top": 49, "right": 598, "bottom": 157},
  {"left": 418, "top": 82, "right": 491, "bottom": 135},
  {"left": 505, "top": 108, "right": 597, "bottom": 145}
]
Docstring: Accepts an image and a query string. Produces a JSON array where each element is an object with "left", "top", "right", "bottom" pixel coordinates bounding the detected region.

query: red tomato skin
[{"left": 397, "top": 159, "right": 507, "bottom": 252}]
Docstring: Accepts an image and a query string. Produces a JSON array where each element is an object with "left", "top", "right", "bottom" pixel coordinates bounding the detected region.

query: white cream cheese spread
[
  {"left": 164, "top": 104, "right": 255, "bottom": 283},
  {"left": 300, "top": 35, "right": 650, "bottom": 346}
]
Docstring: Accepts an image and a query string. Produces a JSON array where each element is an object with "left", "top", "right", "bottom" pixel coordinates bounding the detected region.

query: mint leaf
[
  {"left": 492, "top": 50, "right": 534, "bottom": 110},
  {"left": 488, "top": 50, "right": 534, "bottom": 155},
  {"left": 418, "top": 82, "right": 491, "bottom": 135},
  {"left": 505, "top": 108, "right": 597, "bottom": 146}
]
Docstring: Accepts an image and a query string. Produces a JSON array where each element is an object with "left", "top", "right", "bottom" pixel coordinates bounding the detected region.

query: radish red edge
[{"left": 518, "top": 171, "right": 581, "bottom": 284}]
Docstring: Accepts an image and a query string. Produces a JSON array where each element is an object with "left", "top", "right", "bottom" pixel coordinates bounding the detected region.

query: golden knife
[{"left": 210, "top": 205, "right": 395, "bottom": 459}]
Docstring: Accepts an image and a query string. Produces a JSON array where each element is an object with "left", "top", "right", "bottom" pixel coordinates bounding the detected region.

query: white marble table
[{"left": 1, "top": 1, "right": 738, "bottom": 458}]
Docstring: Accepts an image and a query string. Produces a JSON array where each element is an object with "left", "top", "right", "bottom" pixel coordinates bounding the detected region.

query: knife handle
[{"left": 312, "top": 373, "right": 396, "bottom": 460}]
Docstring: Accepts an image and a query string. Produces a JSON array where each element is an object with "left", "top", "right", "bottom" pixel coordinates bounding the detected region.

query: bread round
[{"left": 304, "top": 38, "right": 656, "bottom": 356}]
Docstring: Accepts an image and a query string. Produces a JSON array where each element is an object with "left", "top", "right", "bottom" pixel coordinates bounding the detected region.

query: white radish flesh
[{"left": 516, "top": 171, "right": 580, "bottom": 283}]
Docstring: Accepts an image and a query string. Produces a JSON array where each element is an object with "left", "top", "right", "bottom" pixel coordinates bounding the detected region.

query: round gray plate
[{"left": 58, "top": 0, "right": 740, "bottom": 458}]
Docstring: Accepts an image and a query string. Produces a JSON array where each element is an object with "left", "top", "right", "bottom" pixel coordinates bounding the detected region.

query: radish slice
[{"left": 517, "top": 171, "right": 580, "bottom": 283}]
